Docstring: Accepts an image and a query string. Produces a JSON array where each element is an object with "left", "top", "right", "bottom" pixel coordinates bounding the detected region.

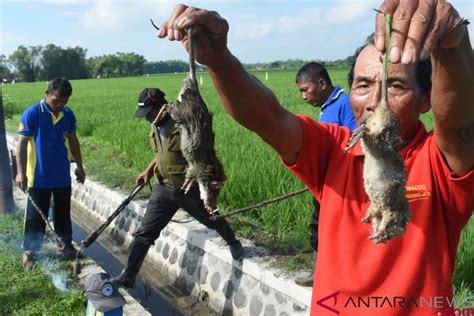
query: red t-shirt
[{"left": 283, "top": 115, "right": 473, "bottom": 316}]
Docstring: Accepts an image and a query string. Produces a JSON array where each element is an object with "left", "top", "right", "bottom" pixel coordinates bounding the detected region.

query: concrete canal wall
[{"left": 7, "top": 134, "right": 312, "bottom": 316}]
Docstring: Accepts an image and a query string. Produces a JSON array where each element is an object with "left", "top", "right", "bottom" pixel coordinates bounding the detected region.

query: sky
[{"left": 1, "top": 0, "right": 473, "bottom": 63}]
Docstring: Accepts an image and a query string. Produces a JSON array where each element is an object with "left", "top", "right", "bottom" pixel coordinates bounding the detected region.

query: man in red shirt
[{"left": 158, "top": 1, "right": 473, "bottom": 315}]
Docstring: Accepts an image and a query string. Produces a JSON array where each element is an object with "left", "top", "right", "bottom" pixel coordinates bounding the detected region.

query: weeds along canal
[{"left": 72, "top": 217, "right": 214, "bottom": 316}]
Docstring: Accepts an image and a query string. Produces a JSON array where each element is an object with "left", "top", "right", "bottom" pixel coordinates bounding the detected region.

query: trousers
[
  {"left": 134, "top": 184, "right": 236, "bottom": 245},
  {"left": 23, "top": 186, "right": 72, "bottom": 252},
  {"left": 310, "top": 197, "right": 320, "bottom": 251}
]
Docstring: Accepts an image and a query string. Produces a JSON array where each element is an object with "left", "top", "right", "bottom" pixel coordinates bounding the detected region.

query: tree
[
  {"left": 88, "top": 53, "right": 146, "bottom": 78},
  {"left": 39, "top": 44, "right": 89, "bottom": 80},
  {"left": 9, "top": 46, "right": 42, "bottom": 82},
  {"left": 0, "top": 90, "right": 14, "bottom": 213},
  {"left": 0, "top": 55, "right": 13, "bottom": 80},
  {"left": 144, "top": 60, "right": 189, "bottom": 74}
]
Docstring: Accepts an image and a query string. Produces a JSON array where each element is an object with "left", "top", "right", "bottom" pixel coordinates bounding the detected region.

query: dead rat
[
  {"left": 163, "top": 28, "right": 226, "bottom": 213},
  {"left": 344, "top": 13, "right": 411, "bottom": 243}
]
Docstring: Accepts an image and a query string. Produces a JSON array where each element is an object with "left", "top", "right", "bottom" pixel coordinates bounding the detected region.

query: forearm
[
  {"left": 431, "top": 31, "right": 474, "bottom": 174},
  {"left": 16, "top": 138, "right": 28, "bottom": 176},
  {"left": 208, "top": 50, "right": 291, "bottom": 148},
  {"left": 145, "top": 159, "right": 156, "bottom": 174},
  {"left": 431, "top": 32, "right": 474, "bottom": 130},
  {"left": 68, "top": 135, "right": 84, "bottom": 169}
]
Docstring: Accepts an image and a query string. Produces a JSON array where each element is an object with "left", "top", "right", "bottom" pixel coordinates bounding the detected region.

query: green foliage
[
  {"left": 2, "top": 70, "right": 472, "bottom": 289},
  {"left": 144, "top": 60, "right": 189, "bottom": 74},
  {"left": 8, "top": 45, "right": 42, "bottom": 82},
  {"left": 40, "top": 44, "right": 89, "bottom": 80},
  {"left": 0, "top": 212, "right": 86, "bottom": 315},
  {"left": 88, "top": 53, "right": 147, "bottom": 78},
  {"left": 454, "top": 217, "right": 474, "bottom": 293},
  {"left": 243, "top": 57, "right": 353, "bottom": 71},
  {"left": 0, "top": 54, "right": 13, "bottom": 80}
]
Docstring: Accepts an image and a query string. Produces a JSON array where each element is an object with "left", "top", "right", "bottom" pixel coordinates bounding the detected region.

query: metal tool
[{"left": 72, "top": 182, "right": 145, "bottom": 276}]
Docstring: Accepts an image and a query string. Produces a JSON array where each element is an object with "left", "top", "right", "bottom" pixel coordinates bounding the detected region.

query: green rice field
[{"left": 1, "top": 69, "right": 472, "bottom": 299}]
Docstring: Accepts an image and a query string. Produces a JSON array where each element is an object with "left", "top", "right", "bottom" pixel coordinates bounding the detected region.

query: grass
[
  {"left": 1, "top": 69, "right": 471, "bottom": 299},
  {"left": 0, "top": 210, "right": 86, "bottom": 314}
]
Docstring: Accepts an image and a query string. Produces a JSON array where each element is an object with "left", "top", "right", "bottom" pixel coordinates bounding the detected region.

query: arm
[
  {"left": 208, "top": 51, "right": 302, "bottom": 164},
  {"left": 158, "top": 5, "right": 302, "bottom": 164},
  {"left": 431, "top": 32, "right": 473, "bottom": 176},
  {"left": 376, "top": 0, "right": 473, "bottom": 175},
  {"left": 137, "top": 158, "right": 156, "bottom": 185},
  {"left": 15, "top": 136, "right": 28, "bottom": 191},
  {"left": 67, "top": 132, "right": 86, "bottom": 183}
]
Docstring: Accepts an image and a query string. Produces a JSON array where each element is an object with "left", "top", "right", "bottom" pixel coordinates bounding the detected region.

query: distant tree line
[
  {"left": 1, "top": 44, "right": 354, "bottom": 82},
  {"left": 242, "top": 57, "right": 353, "bottom": 71}
]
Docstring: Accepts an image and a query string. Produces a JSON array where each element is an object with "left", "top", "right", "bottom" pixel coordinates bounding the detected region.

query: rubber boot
[
  {"left": 215, "top": 220, "right": 244, "bottom": 260},
  {"left": 113, "top": 238, "right": 150, "bottom": 288}
]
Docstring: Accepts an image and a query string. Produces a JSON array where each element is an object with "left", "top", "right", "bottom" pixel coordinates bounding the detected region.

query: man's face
[
  {"left": 297, "top": 80, "right": 326, "bottom": 107},
  {"left": 145, "top": 106, "right": 160, "bottom": 123},
  {"left": 349, "top": 45, "right": 430, "bottom": 142},
  {"left": 45, "top": 90, "right": 69, "bottom": 113}
]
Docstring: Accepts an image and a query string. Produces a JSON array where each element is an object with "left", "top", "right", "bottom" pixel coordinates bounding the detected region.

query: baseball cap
[
  {"left": 134, "top": 88, "right": 167, "bottom": 117},
  {"left": 84, "top": 272, "right": 125, "bottom": 312}
]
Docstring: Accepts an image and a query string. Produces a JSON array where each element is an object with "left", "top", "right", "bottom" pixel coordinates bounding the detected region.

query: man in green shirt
[{"left": 114, "top": 88, "right": 243, "bottom": 288}]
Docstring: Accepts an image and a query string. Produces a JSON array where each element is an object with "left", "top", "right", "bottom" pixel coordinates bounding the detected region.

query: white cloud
[
  {"left": 80, "top": 0, "right": 177, "bottom": 31},
  {"left": 34, "top": 0, "right": 84, "bottom": 5},
  {"left": 326, "top": 0, "right": 380, "bottom": 23},
  {"left": 277, "top": 7, "right": 324, "bottom": 33},
  {"left": 232, "top": 19, "right": 274, "bottom": 40},
  {"left": 0, "top": 31, "right": 27, "bottom": 45},
  {"left": 81, "top": 0, "right": 122, "bottom": 30}
]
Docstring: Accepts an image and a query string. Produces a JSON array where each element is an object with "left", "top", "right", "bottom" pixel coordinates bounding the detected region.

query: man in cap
[{"left": 113, "top": 88, "right": 244, "bottom": 288}]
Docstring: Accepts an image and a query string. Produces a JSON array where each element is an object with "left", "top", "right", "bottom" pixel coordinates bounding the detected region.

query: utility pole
[{"left": 0, "top": 89, "right": 14, "bottom": 213}]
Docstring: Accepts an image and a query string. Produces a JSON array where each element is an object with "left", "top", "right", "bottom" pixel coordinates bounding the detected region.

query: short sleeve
[
  {"left": 17, "top": 108, "right": 35, "bottom": 138},
  {"left": 68, "top": 108, "right": 77, "bottom": 133},
  {"left": 281, "top": 115, "right": 349, "bottom": 198},
  {"left": 340, "top": 100, "right": 357, "bottom": 132}
]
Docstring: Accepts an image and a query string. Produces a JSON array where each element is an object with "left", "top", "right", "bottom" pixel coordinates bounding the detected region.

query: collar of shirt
[
  {"left": 321, "top": 86, "right": 344, "bottom": 111},
  {"left": 40, "top": 98, "right": 66, "bottom": 124},
  {"left": 351, "top": 122, "right": 428, "bottom": 157}
]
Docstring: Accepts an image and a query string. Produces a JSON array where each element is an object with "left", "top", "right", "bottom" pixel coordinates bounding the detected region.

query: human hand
[
  {"left": 136, "top": 170, "right": 152, "bottom": 185},
  {"left": 157, "top": 4, "right": 229, "bottom": 66},
  {"left": 15, "top": 173, "right": 27, "bottom": 191},
  {"left": 75, "top": 167, "right": 86, "bottom": 184},
  {"left": 375, "top": 0, "right": 468, "bottom": 64}
]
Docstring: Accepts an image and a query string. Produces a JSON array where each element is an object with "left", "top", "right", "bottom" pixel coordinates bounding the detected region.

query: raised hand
[
  {"left": 157, "top": 4, "right": 229, "bottom": 66},
  {"left": 375, "top": 0, "right": 468, "bottom": 64}
]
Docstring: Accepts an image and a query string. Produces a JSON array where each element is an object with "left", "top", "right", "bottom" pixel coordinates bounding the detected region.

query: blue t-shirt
[
  {"left": 17, "top": 98, "right": 76, "bottom": 188},
  {"left": 319, "top": 86, "right": 356, "bottom": 131}
]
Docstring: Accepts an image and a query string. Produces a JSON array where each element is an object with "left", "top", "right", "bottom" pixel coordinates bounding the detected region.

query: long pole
[{"left": 0, "top": 89, "right": 14, "bottom": 213}]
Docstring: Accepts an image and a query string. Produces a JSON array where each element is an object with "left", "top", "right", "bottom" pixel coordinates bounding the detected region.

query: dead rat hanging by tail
[
  {"left": 344, "top": 12, "right": 411, "bottom": 244},
  {"left": 162, "top": 28, "right": 227, "bottom": 213}
]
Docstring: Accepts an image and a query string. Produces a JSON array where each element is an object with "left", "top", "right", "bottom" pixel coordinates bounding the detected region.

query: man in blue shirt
[
  {"left": 295, "top": 62, "right": 356, "bottom": 286},
  {"left": 16, "top": 77, "right": 85, "bottom": 269}
]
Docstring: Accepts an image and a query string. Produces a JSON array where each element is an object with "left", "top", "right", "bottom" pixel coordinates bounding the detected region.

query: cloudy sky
[{"left": 1, "top": 0, "right": 473, "bottom": 63}]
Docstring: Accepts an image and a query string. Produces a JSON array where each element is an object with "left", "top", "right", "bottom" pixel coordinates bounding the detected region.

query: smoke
[{"left": 41, "top": 257, "right": 79, "bottom": 294}]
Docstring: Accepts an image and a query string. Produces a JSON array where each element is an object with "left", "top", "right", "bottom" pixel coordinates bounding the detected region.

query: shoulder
[
  {"left": 296, "top": 114, "right": 350, "bottom": 146},
  {"left": 63, "top": 106, "right": 75, "bottom": 116},
  {"left": 22, "top": 102, "right": 41, "bottom": 119},
  {"left": 337, "top": 91, "right": 351, "bottom": 106}
]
